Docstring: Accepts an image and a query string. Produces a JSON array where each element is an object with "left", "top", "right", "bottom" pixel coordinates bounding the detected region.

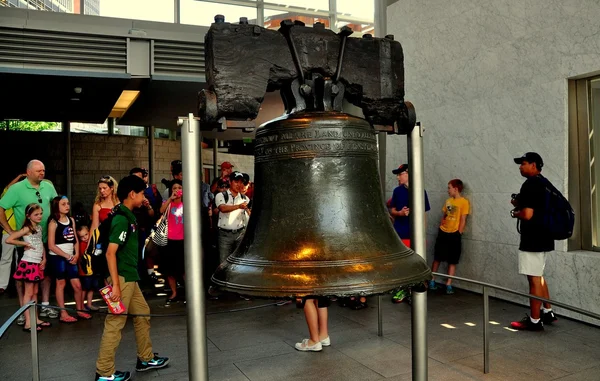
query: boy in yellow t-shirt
[{"left": 430, "top": 179, "right": 470, "bottom": 294}]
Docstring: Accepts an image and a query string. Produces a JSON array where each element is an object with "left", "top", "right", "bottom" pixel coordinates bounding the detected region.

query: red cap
[{"left": 220, "top": 161, "right": 234, "bottom": 169}]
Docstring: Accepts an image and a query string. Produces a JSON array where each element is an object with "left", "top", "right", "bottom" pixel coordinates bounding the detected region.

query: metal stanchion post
[
  {"left": 377, "top": 131, "right": 387, "bottom": 337},
  {"left": 408, "top": 122, "right": 428, "bottom": 381},
  {"left": 29, "top": 303, "right": 40, "bottom": 381},
  {"left": 180, "top": 114, "right": 209, "bottom": 381},
  {"left": 483, "top": 286, "right": 490, "bottom": 374}
]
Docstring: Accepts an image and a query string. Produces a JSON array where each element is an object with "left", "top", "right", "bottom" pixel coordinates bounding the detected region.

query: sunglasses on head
[
  {"left": 35, "top": 191, "right": 42, "bottom": 204},
  {"left": 99, "top": 176, "right": 114, "bottom": 186}
]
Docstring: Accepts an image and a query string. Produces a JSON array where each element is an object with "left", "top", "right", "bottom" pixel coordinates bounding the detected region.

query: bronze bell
[{"left": 211, "top": 111, "right": 431, "bottom": 298}]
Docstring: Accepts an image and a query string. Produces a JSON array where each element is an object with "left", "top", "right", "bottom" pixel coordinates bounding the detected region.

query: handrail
[
  {"left": 0, "top": 301, "right": 39, "bottom": 381},
  {"left": 432, "top": 272, "right": 600, "bottom": 321},
  {"left": 431, "top": 271, "right": 600, "bottom": 374},
  {"left": 0, "top": 302, "right": 32, "bottom": 340}
]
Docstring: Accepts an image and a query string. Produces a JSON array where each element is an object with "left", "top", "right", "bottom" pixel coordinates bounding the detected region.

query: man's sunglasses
[{"left": 35, "top": 191, "right": 42, "bottom": 204}]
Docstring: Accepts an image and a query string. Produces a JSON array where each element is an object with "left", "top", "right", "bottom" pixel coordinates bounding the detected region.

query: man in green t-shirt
[
  {"left": 95, "top": 175, "right": 170, "bottom": 381},
  {"left": 0, "top": 160, "right": 58, "bottom": 319}
]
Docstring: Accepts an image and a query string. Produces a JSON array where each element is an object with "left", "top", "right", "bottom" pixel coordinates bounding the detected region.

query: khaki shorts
[{"left": 518, "top": 251, "right": 548, "bottom": 277}]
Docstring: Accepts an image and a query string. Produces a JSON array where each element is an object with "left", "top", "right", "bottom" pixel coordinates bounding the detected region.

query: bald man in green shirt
[{"left": 0, "top": 160, "right": 58, "bottom": 318}]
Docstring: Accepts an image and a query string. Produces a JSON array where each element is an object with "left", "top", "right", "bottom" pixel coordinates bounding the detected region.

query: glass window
[
  {"left": 264, "top": 0, "right": 328, "bottom": 12},
  {"left": 99, "top": 0, "right": 174, "bottom": 23},
  {"left": 264, "top": 9, "right": 329, "bottom": 30},
  {"left": 337, "top": 0, "right": 373, "bottom": 22},
  {"left": 114, "top": 125, "right": 147, "bottom": 137},
  {"left": 181, "top": 0, "right": 258, "bottom": 26}
]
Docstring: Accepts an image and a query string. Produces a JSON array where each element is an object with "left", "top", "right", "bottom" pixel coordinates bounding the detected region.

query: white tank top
[{"left": 22, "top": 229, "right": 44, "bottom": 264}]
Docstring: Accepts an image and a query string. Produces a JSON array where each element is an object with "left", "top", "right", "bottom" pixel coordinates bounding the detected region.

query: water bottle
[{"left": 94, "top": 244, "right": 103, "bottom": 256}]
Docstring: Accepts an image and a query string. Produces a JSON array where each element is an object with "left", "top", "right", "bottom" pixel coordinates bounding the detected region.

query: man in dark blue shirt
[{"left": 388, "top": 164, "right": 430, "bottom": 303}]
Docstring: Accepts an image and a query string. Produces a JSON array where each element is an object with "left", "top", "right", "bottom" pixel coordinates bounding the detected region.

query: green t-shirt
[
  {"left": 109, "top": 204, "right": 140, "bottom": 282},
  {"left": 0, "top": 179, "right": 57, "bottom": 242}
]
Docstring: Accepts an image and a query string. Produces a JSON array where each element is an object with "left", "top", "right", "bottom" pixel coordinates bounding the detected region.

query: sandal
[
  {"left": 37, "top": 321, "right": 52, "bottom": 328},
  {"left": 77, "top": 312, "right": 92, "bottom": 320},
  {"left": 23, "top": 326, "right": 42, "bottom": 332},
  {"left": 59, "top": 316, "right": 78, "bottom": 324}
]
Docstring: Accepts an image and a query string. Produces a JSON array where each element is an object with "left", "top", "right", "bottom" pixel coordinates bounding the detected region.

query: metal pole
[
  {"left": 63, "top": 121, "right": 72, "bottom": 201},
  {"left": 79, "top": 0, "right": 84, "bottom": 14},
  {"left": 374, "top": 0, "right": 387, "bottom": 38},
  {"left": 180, "top": 114, "right": 208, "bottom": 381},
  {"left": 411, "top": 288, "right": 427, "bottom": 379},
  {"left": 29, "top": 303, "right": 40, "bottom": 381},
  {"left": 408, "top": 122, "right": 427, "bottom": 381},
  {"left": 377, "top": 131, "right": 387, "bottom": 337},
  {"left": 148, "top": 126, "right": 156, "bottom": 185},
  {"left": 213, "top": 139, "right": 218, "bottom": 178},
  {"left": 483, "top": 286, "right": 490, "bottom": 374},
  {"left": 256, "top": 0, "right": 264, "bottom": 26},
  {"left": 174, "top": 0, "right": 181, "bottom": 23}
]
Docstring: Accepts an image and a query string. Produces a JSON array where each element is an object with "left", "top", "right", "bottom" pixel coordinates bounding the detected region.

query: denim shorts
[{"left": 48, "top": 255, "right": 79, "bottom": 280}]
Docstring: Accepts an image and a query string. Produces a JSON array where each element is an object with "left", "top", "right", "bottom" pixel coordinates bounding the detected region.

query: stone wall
[{"left": 386, "top": 0, "right": 600, "bottom": 324}]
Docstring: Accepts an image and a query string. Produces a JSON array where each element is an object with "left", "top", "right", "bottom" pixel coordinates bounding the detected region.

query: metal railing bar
[
  {"left": 0, "top": 301, "right": 33, "bottom": 340},
  {"left": 432, "top": 272, "right": 600, "bottom": 321}
]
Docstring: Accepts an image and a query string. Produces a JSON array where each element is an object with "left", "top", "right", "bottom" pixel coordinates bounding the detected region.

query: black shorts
[
  {"left": 299, "top": 296, "right": 331, "bottom": 309},
  {"left": 433, "top": 229, "right": 462, "bottom": 264},
  {"left": 160, "top": 239, "right": 185, "bottom": 277}
]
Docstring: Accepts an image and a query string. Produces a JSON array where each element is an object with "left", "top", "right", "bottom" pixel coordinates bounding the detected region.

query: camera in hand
[{"left": 510, "top": 193, "right": 521, "bottom": 217}]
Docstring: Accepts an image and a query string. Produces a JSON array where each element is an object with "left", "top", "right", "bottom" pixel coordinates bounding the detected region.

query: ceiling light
[{"left": 109, "top": 90, "right": 140, "bottom": 118}]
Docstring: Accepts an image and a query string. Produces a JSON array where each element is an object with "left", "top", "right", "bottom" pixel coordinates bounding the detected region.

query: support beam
[
  {"left": 174, "top": 0, "right": 181, "bottom": 23},
  {"left": 62, "top": 121, "right": 72, "bottom": 201},
  {"left": 148, "top": 126, "right": 156, "bottom": 185},
  {"left": 256, "top": 0, "right": 264, "bottom": 26},
  {"left": 107, "top": 118, "right": 115, "bottom": 136},
  {"left": 179, "top": 114, "right": 208, "bottom": 381},
  {"left": 374, "top": 0, "right": 387, "bottom": 38},
  {"left": 79, "top": 0, "right": 84, "bottom": 14},
  {"left": 408, "top": 122, "right": 428, "bottom": 381},
  {"left": 328, "top": 0, "right": 337, "bottom": 31}
]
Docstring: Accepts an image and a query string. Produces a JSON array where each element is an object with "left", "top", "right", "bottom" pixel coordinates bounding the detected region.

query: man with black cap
[
  {"left": 510, "top": 152, "right": 557, "bottom": 331},
  {"left": 389, "top": 164, "right": 430, "bottom": 303}
]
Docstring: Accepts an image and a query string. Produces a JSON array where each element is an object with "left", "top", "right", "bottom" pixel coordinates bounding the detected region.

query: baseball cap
[
  {"left": 392, "top": 164, "right": 409, "bottom": 175},
  {"left": 229, "top": 171, "right": 250, "bottom": 184},
  {"left": 221, "top": 161, "right": 234, "bottom": 169},
  {"left": 513, "top": 152, "right": 543, "bottom": 168}
]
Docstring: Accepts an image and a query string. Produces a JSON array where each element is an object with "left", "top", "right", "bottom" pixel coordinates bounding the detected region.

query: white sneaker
[
  {"left": 17, "top": 314, "right": 26, "bottom": 326},
  {"left": 320, "top": 336, "right": 330, "bottom": 346},
  {"left": 295, "top": 338, "right": 322, "bottom": 352}
]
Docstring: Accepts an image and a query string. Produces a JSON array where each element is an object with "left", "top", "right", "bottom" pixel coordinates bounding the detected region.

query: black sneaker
[
  {"left": 510, "top": 315, "right": 544, "bottom": 331},
  {"left": 165, "top": 298, "right": 177, "bottom": 307},
  {"left": 541, "top": 310, "right": 558, "bottom": 325},
  {"left": 136, "top": 354, "right": 170, "bottom": 372},
  {"left": 94, "top": 370, "right": 131, "bottom": 381}
]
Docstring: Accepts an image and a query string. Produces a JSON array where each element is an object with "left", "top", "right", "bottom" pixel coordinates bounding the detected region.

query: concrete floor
[{"left": 1, "top": 287, "right": 599, "bottom": 381}]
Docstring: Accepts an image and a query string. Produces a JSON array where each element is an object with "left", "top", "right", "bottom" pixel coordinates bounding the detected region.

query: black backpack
[
  {"left": 540, "top": 176, "right": 575, "bottom": 240},
  {"left": 221, "top": 191, "right": 248, "bottom": 205},
  {"left": 85, "top": 205, "right": 133, "bottom": 276}
]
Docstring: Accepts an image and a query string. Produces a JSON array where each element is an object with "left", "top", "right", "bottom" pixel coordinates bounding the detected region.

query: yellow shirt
[
  {"left": 440, "top": 197, "right": 470, "bottom": 233},
  {"left": 1, "top": 187, "right": 17, "bottom": 235}
]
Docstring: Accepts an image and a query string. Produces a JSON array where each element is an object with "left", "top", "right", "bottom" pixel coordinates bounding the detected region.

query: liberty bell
[{"left": 202, "top": 18, "right": 431, "bottom": 298}]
